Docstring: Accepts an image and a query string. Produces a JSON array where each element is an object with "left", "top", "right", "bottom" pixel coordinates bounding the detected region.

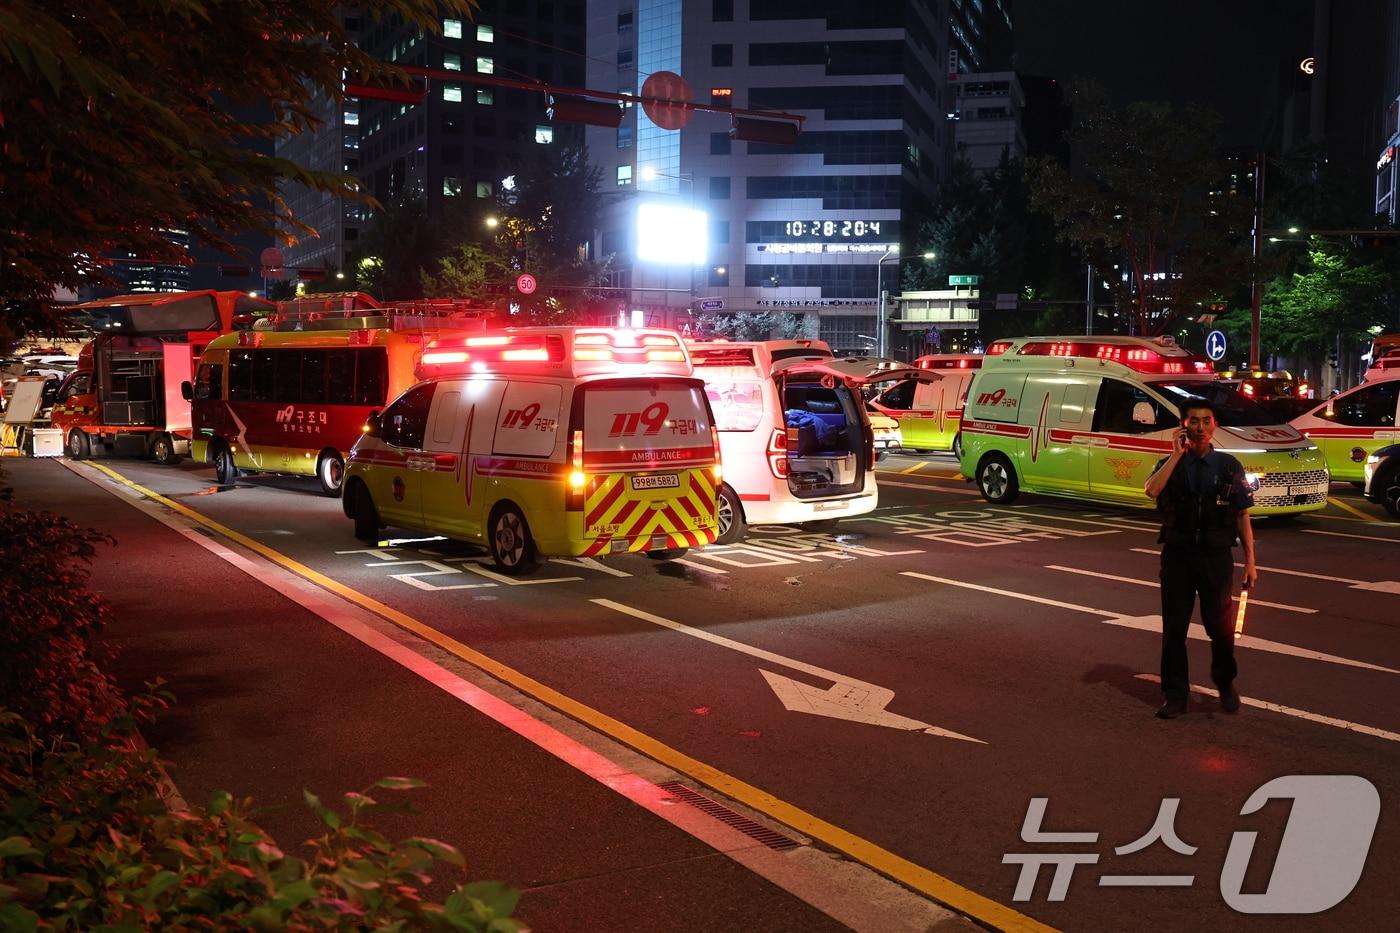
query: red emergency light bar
[
  {"left": 1372, "top": 358, "right": 1400, "bottom": 370},
  {"left": 691, "top": 348, "right": 758, "bottom": 367},
  {"left": 573, "top": 330, "right": 687, "bottom": 364},
  {"left": 1016, "top": 340, "right": 1213, "bottom": 375},
  {"left": 985, "top": 340, "right": 1013, "bottom": 356},
  {"left": 917, "top": 357, "right": 982, "bottom": 370},
  {"left": 421, "top": 333, "right": 567, "bottom": 367}
]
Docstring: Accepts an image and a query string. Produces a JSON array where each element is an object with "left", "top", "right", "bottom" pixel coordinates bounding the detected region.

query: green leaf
[
  {"left": 209, "top": 790, "right": 232, "bottom": 815},
  {"left": 140, "top": 870, "right": 180, "bottom": 900},
  {"left": 406, "top": 837, "right": 465, "bottom": 868},
  {"left": 374, "top": 776, "right": 427, "bottom": 791},
  {"left": 0, "top": 837, "right": 38, "bottom": 859},
  {"left": 273, "top": 878, "right": 317, "bottom": 908}
]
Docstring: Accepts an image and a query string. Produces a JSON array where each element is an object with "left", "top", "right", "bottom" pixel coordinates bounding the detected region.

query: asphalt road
[{"left": 9, "top": 449, "right": 1400, "bottom": 933}]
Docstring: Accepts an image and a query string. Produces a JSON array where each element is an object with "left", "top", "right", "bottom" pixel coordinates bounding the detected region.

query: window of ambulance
[
  {"left": 1319, "top": 381, "right": 1399, "bottom": 427},
  {"left": 703, "top": 380, "right": 765, "bottom": 431},
  {"left": 580, "top": 380, "right": 714, "bottom": 470},
  {"left": 1093, "top": 379, "right": 1178, "bottom": 434},
  {"left": 872, "top": 379, "right": 915, "bottom": 410},
  {"left": 1152, "top": 381, "right": 1276, "bottom": 426},
  {"left": 381, "top": 383, "right": 436, "bottom": 449}
]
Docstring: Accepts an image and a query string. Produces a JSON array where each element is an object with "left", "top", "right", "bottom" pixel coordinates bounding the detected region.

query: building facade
[
  {"left": 588, "top": 0, "right": 998, "bottom": 356},
  {"left": 1375, "top": 0, "right": 1400, "bottom": 222},
  {"left": 952, "top": 71, "right": 1026, "bottom": 173}
]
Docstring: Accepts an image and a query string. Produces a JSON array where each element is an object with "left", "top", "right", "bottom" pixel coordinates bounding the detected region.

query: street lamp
[{"left": 875, "top": 250, "right": 936, "bottom": 359}]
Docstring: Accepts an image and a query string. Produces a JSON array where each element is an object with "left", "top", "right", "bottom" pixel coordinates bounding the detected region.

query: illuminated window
[
  {"left": 475, "top": 181, "right": 493, "bottom": 198},
  {"left": 535, "top": 125, "right": 554, "bottom": 144},
  {"left": 617, "top": 165, "right": 633, "bottom": 186},
  {"left": 477, "top": 88, "right": 493, "bottom": 105},
  {"left": 476, "top": 56, "right": 494, "bottom": 74},
  {"left": 444, "top": 18, "right": 463, "bottom": 39},
  {"left": 442, "top": 84, "right": 462, "bottom": 103},
  {"left": 343, "top": 111, "right": 359, "bottom": 125},
  {"left": 477, "top": 25, "right": 494, "bottom": 42},
  {"left": 443, "top": 52, "right": 461, "bottom": 71},
  {"left": 443, "top": 178, "right": 462, "bottom": 197}
]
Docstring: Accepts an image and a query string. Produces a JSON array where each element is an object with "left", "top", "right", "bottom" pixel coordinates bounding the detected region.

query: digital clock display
[{"left": 784, "top": 220, "right": 882, "bottom": 238}]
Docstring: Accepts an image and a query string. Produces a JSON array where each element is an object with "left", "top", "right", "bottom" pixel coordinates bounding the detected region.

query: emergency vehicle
[
  {"left": 1290, "top": 365, "right": 1400, "bottom": 484},
  {"left": 51, "top": 291, "right": 265, "bottom": 463},
  {"left": 687, "top": 339, "right": 934, "bottom": 543},
  {"left": 188, "top": 293, "right": 487, "bottom": 495},
  {"left": 342, "top": 327, "right": 721, "bottom": 573},
  {"left": 870, "top": 353, "right": 983, "bottom": 457},
  {"left": 959, "top": 336, "right": 1329, "bottom": 516}
]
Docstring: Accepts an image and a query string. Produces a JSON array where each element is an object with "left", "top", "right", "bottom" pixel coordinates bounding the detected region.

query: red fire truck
[{"left": 51, "top": 291, "right": 270, "bottom": 462}]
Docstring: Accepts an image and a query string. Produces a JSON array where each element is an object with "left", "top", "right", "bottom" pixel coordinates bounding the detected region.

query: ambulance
[
  {"left": 1290, "top": 365, "right": 1400, "bottom": 484},
  {"left": 959, "top": 336, "right": 1329, "bottom": 516},
  {"left": 342, "top": 327, "right": 721, "bottom": 573},
  {"left": 687, "top": 339, "right": 935, "bottom": 543},
  {"left": 870, "top": 353, "right": 983, "bottom": 457}
]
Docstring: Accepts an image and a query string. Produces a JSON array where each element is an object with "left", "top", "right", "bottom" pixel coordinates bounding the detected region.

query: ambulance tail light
[
  {"left": 565, "top": 428, "right": 586, "bottom": 510},
  {"left": 710, "top": 424, "right": 723, "bottom": 482},
  {"left": 766, "top": 428, "right": 788, "bottom": 479}
]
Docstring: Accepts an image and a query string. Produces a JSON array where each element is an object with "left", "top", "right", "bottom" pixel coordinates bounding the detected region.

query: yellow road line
[
  {"left": 82, "top": 462, "right": 1056, "bottom": 933},
  {"left": 1327, "top": 496, "right": 1379, "bottom": 523},
  {"left": 899, "top": 460, "right": 928, "bottom": 474}
]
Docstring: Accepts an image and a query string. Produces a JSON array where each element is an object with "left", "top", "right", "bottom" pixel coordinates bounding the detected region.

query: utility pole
[
  {"left": 1249, "top": 153, "right": 1265, "bottom": 370},
  {"left": 1085, "top": 264, "right": 1094, "bottom": 335}
]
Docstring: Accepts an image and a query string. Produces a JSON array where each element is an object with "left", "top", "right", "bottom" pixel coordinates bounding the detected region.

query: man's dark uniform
[{"left": 1155, "top": 448, "right": 1254, "bottom": 705}]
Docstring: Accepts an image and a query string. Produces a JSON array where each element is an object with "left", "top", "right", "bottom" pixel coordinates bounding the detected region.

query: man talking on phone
[{"left": 1144, "top": 398, "right": 1258, "bottom": 719}]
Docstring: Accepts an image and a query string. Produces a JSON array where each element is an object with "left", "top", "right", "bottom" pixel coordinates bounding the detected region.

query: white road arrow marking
[
  {"left": 1128, "top": 546, "right": 1400, "bottom": 594},
  {"left": 593, "top": 598, "right": 983, "bottom": 743}
]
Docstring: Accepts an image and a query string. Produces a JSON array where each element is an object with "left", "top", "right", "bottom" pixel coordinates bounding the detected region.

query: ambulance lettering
[
  {"left": 976, "top": 388, "right": 1018, "bottom": 409},
  {"left": 609, "top": 402, "right": 669, "bottom": 437},
  {"left": 501, "top": 402, "right": 541, "bottom": 428}
]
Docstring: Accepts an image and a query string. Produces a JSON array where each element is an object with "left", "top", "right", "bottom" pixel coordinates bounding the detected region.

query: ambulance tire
[
  {"left": 213, "top": 445, "right": 239, "bottom": 486},
  {"left": 150, "top": 433, "right": 180, "bottom": 465},
  {"left": 488, "top": 504, "right": 539, "bottom": 575},
  {"left": 66, "top": 429, "right": 90, "bottom": 460},
  {"left": 350, "top": 483, "right": 381, "bottom": 543},
  {"left": 952, "top": 433, "right": 964, "bottom": 462},
  {"left": 716, "top": 484, "right": 746, "bottom": 544},
  {"left": 976, "top": 453, "right": 1019, "bottom": 504},
  {"left": 316, "top": 450, "right": 345, "bottom": 498},
  {"left": 1375, "top": 467, "right": 1400, "bottom": 519}
]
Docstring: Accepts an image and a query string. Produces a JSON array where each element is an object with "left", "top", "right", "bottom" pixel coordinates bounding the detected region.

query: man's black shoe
[
  {"left": 1220, "top": 688, "right": 1241, "bottom": 714},
  {"left": 1156, "top": 699, "right": 1188, "bottom": 719}
]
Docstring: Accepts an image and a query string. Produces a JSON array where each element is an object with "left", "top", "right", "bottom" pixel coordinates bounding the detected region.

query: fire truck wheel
[
  {"left": 213, "top": 446, "right": 239, "bottom": 485},
  {"left": 351, "top": 483, "right": 381, "bottom": 543},
  {"left": 976, "top": 453, "right": 1020, "bottom": 504},
  {"left": 489, "top": 504, "right": 539, "bottom": 575},
  {"left": 66, "top": 429, "right": 90, "bottom": 460},
  {"left": 317, "top": 451, "right": 345, "bottom": 498},
  {"left": 150, "top": 433, "right": 180, "bottom": 465},
  {"left": 716, "top": 483, "right": 746, "bottom": 544}
]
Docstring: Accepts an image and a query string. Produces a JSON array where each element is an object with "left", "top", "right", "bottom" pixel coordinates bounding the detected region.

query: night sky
[{"left": 1014, "top": 0, "right": 1315, "bottom": 144}]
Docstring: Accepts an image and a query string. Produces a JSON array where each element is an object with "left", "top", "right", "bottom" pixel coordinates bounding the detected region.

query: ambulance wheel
[
  {"left": 489, "top": 504, "right": 539, "bottom": 575},
  {"left": 66, "top": 429, "right": 90, "bottom": 460},
  {"left": 952, "top": 433, "right": 964, "bottom": 461},
  {"left": 213, "top": 446, "right": 239, "bottom": 485},
  {"left": 646, "top": 548, "right": 688, "bottom": 560},
  {"left": 976, "top": 453, "right": 1019, "bottom": 504},
  {"left": 316, "top": 450, "right": 345, "bottom": 498},
  {"left": 716, "top": 484, "right": 746, "bottom": 544},
  {"left": 150, "top": 433, "right": 180, "bottom": 465},
  {"left": 1375, "top": 467, "right": 1400, "bottom": 519},
  {"left": 350, "top": 483, "right": 381, "bottom": 543}
]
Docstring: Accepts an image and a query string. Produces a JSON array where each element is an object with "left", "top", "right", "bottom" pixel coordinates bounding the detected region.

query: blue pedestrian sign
[{"left": 1205, "top": 330, "right": 1228, "bottom": 362}]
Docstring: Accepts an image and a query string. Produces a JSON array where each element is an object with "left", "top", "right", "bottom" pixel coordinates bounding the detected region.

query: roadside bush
[
  {"left": 0, "top": 705, "right": 522, "bottom": 931},
  {"left": 0, "top": 486, "right": 121, "bottom": 741}
]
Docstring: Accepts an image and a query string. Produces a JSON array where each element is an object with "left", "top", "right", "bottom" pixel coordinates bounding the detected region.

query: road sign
[
  {"left": 640, "top": 70, "right": 693, "bottom": 130},
  {"left": 1206, "top": 329, "right": 1228, "bottom": 361},
  {"left": 699, "top": 297, "right": 724, "bottom": 311},
  {"left": 948, "top": 275, "right": 980, "bottom": 286},
  {"left": 515, "top": 273, "right": 537, "bottom": 295}
]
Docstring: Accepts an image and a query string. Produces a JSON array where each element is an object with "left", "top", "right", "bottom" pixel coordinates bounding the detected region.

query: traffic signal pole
[{"left": 1249, "top": 152, "right": 1265, "bottom": 371}]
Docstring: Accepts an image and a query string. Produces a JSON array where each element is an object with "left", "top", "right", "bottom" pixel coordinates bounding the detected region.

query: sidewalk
[{"left": 3, "top": 459, "right": 852, "bottom": 932}]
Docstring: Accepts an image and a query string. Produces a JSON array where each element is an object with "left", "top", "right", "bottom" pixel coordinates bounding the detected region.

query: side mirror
[
  {"left": 1132, "top": 401, "right": 1156, "bottom": 425},
  {"left": 363, "top": 410, "right": 382, "bottom": 438},
  {"left": 180, "top": 381, "right": 193, "bottom": 401}
]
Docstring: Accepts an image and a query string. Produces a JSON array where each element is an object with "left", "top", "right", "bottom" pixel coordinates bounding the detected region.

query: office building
[
  {"left": 952, "top": 71, "right": 1025, "bottom": 173},
  {"left": 588, "top": 1, "right": 1008, "bottom": 356}
]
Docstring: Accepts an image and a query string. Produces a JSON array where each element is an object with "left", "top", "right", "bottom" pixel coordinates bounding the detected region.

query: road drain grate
[{"left": 657, "top": 782, "right": 801, "bottom": 850}]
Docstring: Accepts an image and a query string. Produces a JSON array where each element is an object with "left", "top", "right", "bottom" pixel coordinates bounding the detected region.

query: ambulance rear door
[{"left": 1086, "top": 377, "right": 1179, "bottom": 503}]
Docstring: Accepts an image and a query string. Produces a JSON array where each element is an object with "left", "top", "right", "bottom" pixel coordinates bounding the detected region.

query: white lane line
[
  {"left": 592, "top": 599, "right": 984, "bottom": 744},
  {"left": 1303, "top": 529, "right": 1400, "bottom": 544},
  {"left": 64, "top": 461, "right": 962, "bottom": 933},
  {"left": 877, "top": 479, "right": 982, "bottom": 497},
  {"left": 900, "top": 572, "right": 1400, "bottom": 675},
  {"left": 987, "top": 508, "right": 1158, "bottom": 531},
  {"left": 1133, "top": 675, "right": 1400, "bottom": 744},
  {"left": 1044, "top": 565, "right": 1316, "bottom": 614},
  {"left": 1127, "top": 547, "right": 1400, "bottom": 594}
]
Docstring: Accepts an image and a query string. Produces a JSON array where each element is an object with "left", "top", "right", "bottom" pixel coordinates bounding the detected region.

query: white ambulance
[
  {"left": 870, "top": 353, "right": 983, "bottom": 457},
  {"left": 686, "top": 339, "right": 933, "bottom": 542},
  {"left": 342, "top": 328, "right": 721, "bottom": 573},
  {"left": 959, "top": 336, "right": 1329, "bottom": 516},
  {"left": 1290, "top": 365, "right": 1400, "bottom": 485}
]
